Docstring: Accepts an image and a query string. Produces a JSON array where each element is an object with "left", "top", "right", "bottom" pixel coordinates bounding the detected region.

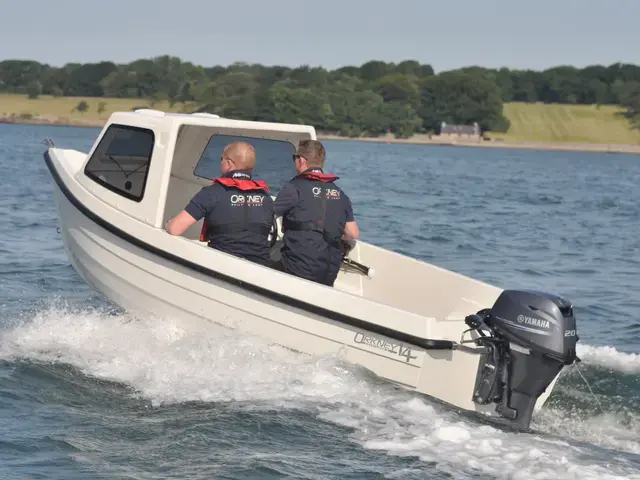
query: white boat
[{"left": 42, "top": 109, "right": 580, "bottom": 430}]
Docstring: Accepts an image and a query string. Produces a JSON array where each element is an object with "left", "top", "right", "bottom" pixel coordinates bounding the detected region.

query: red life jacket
[
  {"left": 214, "top": 177, "right": 270, "bottom": 192},
  {"left": 199, "top": 177, "right": 270, "bottom": 242},
  {"left": 298, "top": 170, "right": 339, "bottom": 183}
]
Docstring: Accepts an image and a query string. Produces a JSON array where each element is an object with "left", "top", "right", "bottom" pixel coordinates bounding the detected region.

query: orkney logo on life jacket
[
  {"left": 311, "top": 186, "right": 341, "bottom": 199},
  {"left": 199, "top": 176, "right": 270, "bottom": 242},
  {"left": 302, "top": 170, "right": 341, "bottom": 200},
  {"left": 229, "top": 193, "right": 266, "bottom": 206}
]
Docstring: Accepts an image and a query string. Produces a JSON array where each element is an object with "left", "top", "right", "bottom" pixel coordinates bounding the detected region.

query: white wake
[{"left": 1, "top": 306, "right": 638, "bottom": 480}]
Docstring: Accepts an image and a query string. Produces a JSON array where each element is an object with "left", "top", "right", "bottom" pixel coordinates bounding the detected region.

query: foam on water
[
  {"left": 533, "top": 408, "right": 640, "bottom": 456},
  {"left": 576, "top": 344, "right": 640, "bottom": 374},
  {"left": 0, "top": 306, "right": 638, "bottom": 480}
]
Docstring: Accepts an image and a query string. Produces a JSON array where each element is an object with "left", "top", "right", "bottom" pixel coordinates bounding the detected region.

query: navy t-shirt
[
  {"left": 185, "top": 187, "right": 221, "bottom": 221},
  {"left": 185, "top": 171, "right": 275, "bottom": 265}
]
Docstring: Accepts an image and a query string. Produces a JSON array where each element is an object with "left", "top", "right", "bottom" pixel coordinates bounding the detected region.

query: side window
[
  {"left": 84, "top": 124, "right": 155, "bottom": 202},
  {"left": 194, "top": 134, "right": 296, "bottom": 193}
]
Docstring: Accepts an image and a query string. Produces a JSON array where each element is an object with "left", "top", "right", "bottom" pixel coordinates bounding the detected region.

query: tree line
[{"left": 1, "top": 56, "right": 639, "bottom": 138}]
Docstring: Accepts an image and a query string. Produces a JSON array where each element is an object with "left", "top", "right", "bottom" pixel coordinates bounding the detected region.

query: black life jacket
[
  {"left": 279, "top": 169, "right": 349, "bottom": 285},
  {"left": 281, "top": 170, "right": 343, "bottom": 248}
]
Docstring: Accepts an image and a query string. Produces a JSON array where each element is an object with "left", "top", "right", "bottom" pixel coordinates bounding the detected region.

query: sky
[{"left": 0, "top": 0, "right": 638, "bottom": 72}]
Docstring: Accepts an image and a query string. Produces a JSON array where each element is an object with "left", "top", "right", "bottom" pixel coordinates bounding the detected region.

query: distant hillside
[
  {"left": 1, "top": 94, "right": 640, "bottom": 147},
  {"left": 1, "top": 57, "right": 639, "bottom": 140}
]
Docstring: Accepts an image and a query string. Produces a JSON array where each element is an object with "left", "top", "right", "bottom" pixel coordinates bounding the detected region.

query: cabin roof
[{"left": 106, "top": 109, "right": 316, "bottom": 136}]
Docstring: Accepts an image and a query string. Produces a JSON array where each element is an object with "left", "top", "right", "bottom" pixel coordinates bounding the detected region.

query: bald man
[{"left": 166, "top": 141, "right": 276, "bottom": 266}]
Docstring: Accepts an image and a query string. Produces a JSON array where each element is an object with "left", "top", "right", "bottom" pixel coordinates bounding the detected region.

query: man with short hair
[
  {"left": 166, "top": 141, "right": 275, "bottom": 266},
  {"left": 273, "top": 139, "right": 359, "bottom": 286}
]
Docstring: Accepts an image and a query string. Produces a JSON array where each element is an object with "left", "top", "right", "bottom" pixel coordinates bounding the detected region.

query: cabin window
[
  {"left": 194, "top": 134, "right": 296, "bottom": 192},
  {"left": 84, "top": 124, "right": 155, "bottom": 202}
]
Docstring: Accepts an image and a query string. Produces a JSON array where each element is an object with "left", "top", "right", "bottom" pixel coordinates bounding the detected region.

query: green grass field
[
  {"left": 0, "top": 93, "right": 191, "bottom": 122},
  {"left": 1, "top": 94, "right": 639, "bottom": 145},
  {"left": 489, "top": 102, "right": 640, "bottom": 145}
]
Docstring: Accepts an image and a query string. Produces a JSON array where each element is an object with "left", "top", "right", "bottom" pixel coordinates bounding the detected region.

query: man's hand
[{"left": 340, "top": 239, "right": 357, "bottom": 258}]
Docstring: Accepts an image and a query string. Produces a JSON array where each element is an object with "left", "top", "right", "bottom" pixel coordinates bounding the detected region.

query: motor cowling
[
  {"left": 489, "top": 289, "right": 578, "bottom": 364},
  {"left": 468, "top": 289, "right": 579, "bottom": 429}
]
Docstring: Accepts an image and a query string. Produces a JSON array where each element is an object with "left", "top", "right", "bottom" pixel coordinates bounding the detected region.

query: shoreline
[{"left": 2, "top": 114, "right": 640, "bottom": 156}]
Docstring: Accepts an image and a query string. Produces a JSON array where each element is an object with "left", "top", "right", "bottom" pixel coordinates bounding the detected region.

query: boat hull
[{"left": 49, "top": 181, "right": 558, "bottom": 428}]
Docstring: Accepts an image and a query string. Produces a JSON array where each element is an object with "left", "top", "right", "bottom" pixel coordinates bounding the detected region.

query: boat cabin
[{"left": 76, "top": 109, "right": 316, "bottom": 257}]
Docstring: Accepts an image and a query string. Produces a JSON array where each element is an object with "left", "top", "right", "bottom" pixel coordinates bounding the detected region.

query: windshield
[{"left": 194, "top": 134, "right": 297, "bottom": 193}]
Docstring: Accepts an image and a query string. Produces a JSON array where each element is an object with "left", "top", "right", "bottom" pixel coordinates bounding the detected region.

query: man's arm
[
  {"left": 166, "top": 210, "right": 198, "bottom": 236},
  {"left": 343, "top": 221, "right": 359, "bottom": 241},
  {"left": 342, "top": 196, "right": 359, "bottom": 241},
  {"left": 166, "top": 187, "right": 215, "bottom": 236},
  {"left": 274, "top": 183, "right": 299, "bottom": 218}
]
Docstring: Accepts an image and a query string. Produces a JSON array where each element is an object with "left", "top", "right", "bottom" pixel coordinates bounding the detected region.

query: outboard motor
[{"left": 466, "top": 290, "right": 579, "bottom": 429}]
